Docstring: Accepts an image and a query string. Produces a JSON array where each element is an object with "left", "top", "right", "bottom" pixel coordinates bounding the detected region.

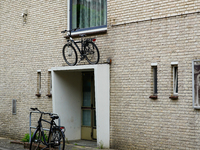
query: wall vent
[{"left": 12, "top": 99, "right": 16, "bottom": 115}]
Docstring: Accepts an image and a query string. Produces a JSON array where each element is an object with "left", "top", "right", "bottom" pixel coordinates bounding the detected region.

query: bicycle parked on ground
[
  {"left": 61, "top": 28, "right": 100, "bottom": 66},
  {"left": 29, "top": 108, "right": 65, "bottom": 150}
]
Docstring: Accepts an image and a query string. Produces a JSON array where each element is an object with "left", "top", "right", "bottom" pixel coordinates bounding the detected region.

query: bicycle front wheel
[
  {"left": 49, "top": 129, "right": 65, "bottom": 150},
  {"left": 30, "top": 129, "right": 43, "bottom": 150},
  {"left": 63, "top": 44, "right": 78, "bottom": 66},
  {"left": 85, "top": 42, "right": 100, "bottom": 64}
]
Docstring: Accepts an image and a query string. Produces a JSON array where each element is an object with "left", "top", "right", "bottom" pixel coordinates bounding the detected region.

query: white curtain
[{"left": 72, "top": 0, "right": 106, "bottom": 29}]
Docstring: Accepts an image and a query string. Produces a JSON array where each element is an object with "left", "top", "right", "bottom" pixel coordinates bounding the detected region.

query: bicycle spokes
[
  {"left": 62, "top": 44, "right": 78, "bottom": 66},
  {"left": 67, "top": 46, "right": 72, "bottom": 56},
  {"left": 85, "top": 42, "right": 99, "bottom": 64}
]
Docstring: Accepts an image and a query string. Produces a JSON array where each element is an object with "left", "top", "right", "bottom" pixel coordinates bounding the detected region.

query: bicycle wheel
[
  {"left": 62, "top": 44, "right": 78, "bottom": 66},
  {"left": 85, "top": 42, "right": 100, "bottom": 64},
  {"left": 30, "top": 129, "right": 43, "bottom": 150},
  {"left": 49, "top": 129, "right": 65, "bottom": 150}
]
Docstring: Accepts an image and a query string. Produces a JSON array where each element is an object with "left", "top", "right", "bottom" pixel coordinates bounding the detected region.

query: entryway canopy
[{"left": 50, "top": 64, "right": 110, "bottom": 148}]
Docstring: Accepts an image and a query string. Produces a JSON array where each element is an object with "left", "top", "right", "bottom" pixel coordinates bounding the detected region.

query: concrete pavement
[
  {"left": 0, "top": 137, "right": 116, "bottom": 150},
  {"left": 0, "top": 137, "right": 25, "bottom": 150}
]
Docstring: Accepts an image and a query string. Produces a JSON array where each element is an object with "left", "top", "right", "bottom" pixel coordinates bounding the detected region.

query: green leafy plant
[
  {"left": 98, "top": 141, "right": 104, "bottom": 149},
  {"left": 22, "top": 133, "right": 33, "bottom": 142},
  {"left": 41, "top": 131, "right": 48, "bottom": 142}
]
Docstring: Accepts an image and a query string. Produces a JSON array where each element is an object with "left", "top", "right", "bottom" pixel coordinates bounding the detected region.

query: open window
[
  {"left": 69, "top": 0, "right": 107, "bottom": 33},
  {"left": 193, "top": 60, "right": 200, "bottom": 109}
]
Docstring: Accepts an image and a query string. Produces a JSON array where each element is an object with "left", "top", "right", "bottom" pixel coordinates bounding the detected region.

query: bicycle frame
[
  {"left": 31, "top": 112, "right": 65, "bottom": 150},
  {"left": 32, "top": 113, "right": 55, "bottom": 146},
  {"left": 61, "top": 28, "right": 99, "bottom": 65},
  {"left": 29, "top": 111, "right": 61, "bottom": 143},
  {"left": 68, "top": 37, "right": 84, "bottom": 54}
]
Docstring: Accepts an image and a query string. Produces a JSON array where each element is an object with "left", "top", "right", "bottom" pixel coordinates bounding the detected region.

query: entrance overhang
[{"left": 51, "top": 64, "right": 110, "bottom": 148}]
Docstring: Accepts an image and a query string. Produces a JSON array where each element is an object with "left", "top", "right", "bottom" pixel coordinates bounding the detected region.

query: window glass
[
  {"left": 193, "top": 61, "right": 200, "bottom": 108},
  {"left": 71, "top": 0, "right": 107, "bottom": 30},
  {"left": 83, "top": 74, "right": 91, "bottom": 107},
  {"left": 37, "top": 71, "right": 41, "bottom": 94},
  {"left": 153, "top": 67, "right": 157, "bottom": 95},
  {"left": 173, "top": 66, "right": 178, "bottom": 94},
  {"left": 82, "top": 110, "right": 91, "bottom": 126}
]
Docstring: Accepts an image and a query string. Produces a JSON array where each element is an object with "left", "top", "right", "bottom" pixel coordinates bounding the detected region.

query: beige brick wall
[
  {"left": 1, "top": 0, "right": 200, "bottom": 149},
  {"left": 0, "top": 0, "right": 67, "bottom": 139},
  {"left": 108, "top": 0, "right": 200, "bottom": 26},
  {"left": 109, "top": 13, "right": 200, "bottom": 149}
]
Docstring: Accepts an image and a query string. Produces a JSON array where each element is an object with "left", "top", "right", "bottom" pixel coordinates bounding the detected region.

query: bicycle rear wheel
[
  {"left": 63, "top": 44, "right": 78, "bottom": 66},
  {"left": 30, "top": 129, "right": 43, "bottom": 150},
  {"left": 85, "top": 42, "right": 100, "bottom": 64},
  {"left": 49, "top": 129, "right": 65, "bottom": 150}
]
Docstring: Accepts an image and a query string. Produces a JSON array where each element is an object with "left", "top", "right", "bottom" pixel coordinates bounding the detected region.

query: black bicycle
[
  {"left": 29, "top": 108, "right": 65, "bottom": 150},
  {"left": 61, "top": 28, "right": 100, "bottom": 66}
]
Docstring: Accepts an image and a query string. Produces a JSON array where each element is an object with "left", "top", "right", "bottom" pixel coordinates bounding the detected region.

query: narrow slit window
[
  {"left": 153, "top": 67, "right": 158, "bottom": 95},
  {"left": 173, "top": 66, "right": 178, "bottom": 95},
  {"left": 47, "top": 71, "right": 52, "bottom": 97},
  {"left": 193, "top": 60, "right": 200, "bottom": 108},
  {"left": 36, "top": 70, "right": 41, "bottom": 96}
]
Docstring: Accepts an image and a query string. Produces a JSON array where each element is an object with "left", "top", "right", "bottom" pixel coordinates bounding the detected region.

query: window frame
[
  {"left": 172, "top": 65, "right": 178, "bottom": 95},
  {"left": 36, "top": 70, "right": 41, "bottom": 97},
  {"left": 46, "top": 69, "right": 52, "bottom": 97},
  {"left": 12, "top": 99, "right": 16, "bottom": 115},
  {"left": 68, "top": 0, "right": 107, "bottom": 34},
  {"left": 149, "top": 63, "right": 158, "bottom": 99},
  {"left": 192, "top": 60, "right": 200, "bottom": 109},
  {"left": 153, "top": 66, "right": 158, "bottom": 95}
]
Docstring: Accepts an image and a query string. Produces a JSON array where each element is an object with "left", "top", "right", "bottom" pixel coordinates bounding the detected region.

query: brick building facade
[{"left": 1, "top": 0, "right": 200, "bottom": 149}]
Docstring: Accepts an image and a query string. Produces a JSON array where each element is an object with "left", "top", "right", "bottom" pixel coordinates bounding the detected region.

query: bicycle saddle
[
  {"left": 79, "top": 34, "right": 86, "bottom": 37},
  {"left": 51, "top": 115, "right": 59, "bottom": 120}
]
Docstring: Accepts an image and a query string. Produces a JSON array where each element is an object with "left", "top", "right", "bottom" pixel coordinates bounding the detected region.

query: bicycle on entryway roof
[{"left": 61, "top": 28, "right": 100, "bottom": 66}]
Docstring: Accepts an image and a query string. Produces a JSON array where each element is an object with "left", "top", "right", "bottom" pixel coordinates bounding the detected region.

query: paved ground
[
  {"left": 0, "top": 137, "right": 116, "bottom": 150},
  {"left": 0, "top": 137, "right": 24, "bottom": 150}
]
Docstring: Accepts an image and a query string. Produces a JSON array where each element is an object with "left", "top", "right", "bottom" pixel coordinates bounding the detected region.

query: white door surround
[{"left": 51, "top": 64, "right": 110, "bottom": 148}]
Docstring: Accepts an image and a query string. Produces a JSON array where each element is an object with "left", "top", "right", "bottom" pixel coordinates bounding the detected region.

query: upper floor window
[{"left": 70, "top": 0, "right": 107, "bottom": 32}]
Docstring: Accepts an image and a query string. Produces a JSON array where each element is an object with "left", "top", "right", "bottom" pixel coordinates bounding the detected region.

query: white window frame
[
  {"left": 192, "top": 60, "right": 200, "bottom": 109},
  {"left": 171, "top": 63, "right": 178, "bottom": 95},
  {"left": 48, "top": 69, "right": 52, "bottom": 95},
  {"left": 37, "top": 70, "right": 41, "bottom": 95},
  {"left": 151, "top": 63, "right": 157, "bottom": 95},
  {"left": 67, "top": 0, "right": 107, "bottom": 35}
]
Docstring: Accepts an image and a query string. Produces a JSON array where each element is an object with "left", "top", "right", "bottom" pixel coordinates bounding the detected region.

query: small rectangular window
[
  {"left": 150, "top": 63, "right": 158, "bottom": 99},
  {"left": 173, "top": 66, "right": 178, "bottom": 95},
  {"left": 153, "top": 67, "right": 158, "bottom": 95},
  {"left": 36, "top": 70, "right": 41, "bottom": 97},
  {"left": 70, "top": 0, "right": 107, "bottom": 31},
  {"left": 12, "top": 99, "right": 16, "bottom": 115},
  {"left": 193, "top": 60, "right": 200, "bottom": 108},
  {"left": 47, "top": 70, "right": 52, "bottom": 97}
]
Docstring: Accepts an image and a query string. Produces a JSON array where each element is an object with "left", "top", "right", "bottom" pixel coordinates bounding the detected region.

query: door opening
[{"left": 81, "top": 72, "right": 97, "bottom": 140}]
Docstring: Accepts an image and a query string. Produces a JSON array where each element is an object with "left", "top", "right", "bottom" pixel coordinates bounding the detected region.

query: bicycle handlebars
[
  {"left": 30, "top": 107, "right": 54, "bottom": 116},
  {"left": 61, "top": 27, "right": 80, "bottom": 33}
]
